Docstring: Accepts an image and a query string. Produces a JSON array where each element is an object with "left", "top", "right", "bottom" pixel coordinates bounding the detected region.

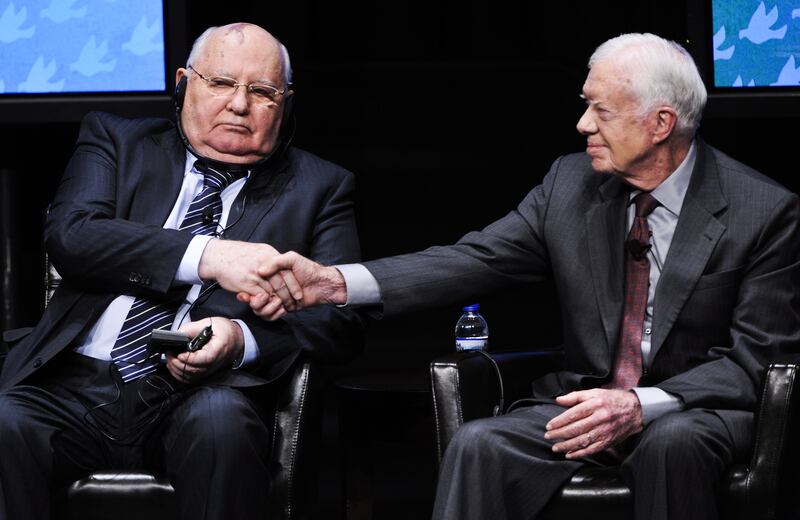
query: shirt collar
[{"left": 628, "top": 140, "right": 696, "bottom": 217}]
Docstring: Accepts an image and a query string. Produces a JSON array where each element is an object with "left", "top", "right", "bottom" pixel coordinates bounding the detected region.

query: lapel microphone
[{"left": 202, "top": 206, "right": 215, "bottom": 225}]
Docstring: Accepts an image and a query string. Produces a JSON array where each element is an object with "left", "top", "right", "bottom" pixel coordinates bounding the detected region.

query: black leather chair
[
  {"left": 2, "top": 258, "right": 326, "bottom": 520},
  {"left": 430, "top": 349, "right": 800, "bottom": 520}
]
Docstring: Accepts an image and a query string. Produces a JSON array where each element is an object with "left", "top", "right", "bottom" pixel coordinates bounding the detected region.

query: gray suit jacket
[{"left": 365, "top": 140, "right": 800, "bottom": 414}]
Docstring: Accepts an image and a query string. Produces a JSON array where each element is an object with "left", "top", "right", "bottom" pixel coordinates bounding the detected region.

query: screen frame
[
  {"left": 686, "top": 0, "right": 800, "bottom": 118},
  {"left": 0, "top": 0, "right": 187, "bottom": 124}
]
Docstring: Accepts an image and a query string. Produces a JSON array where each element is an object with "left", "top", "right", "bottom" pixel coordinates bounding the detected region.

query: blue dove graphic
[
  {"left": 713, "top": 26, "right": 735, "bottom": 60},
  {"left": 0, "top": 3, "right": 35, "bottom": 44},
  {"left": 739, "top": 2, "right": 787, "bottom": 44},
  {"left": 17, "top": 56, "right": 65, "bottom": 92},
  {"left": 771, "top": 55, "right": 800, "bottom": 85},
  {"left": 733, "top": 75, "right": 756, "bottom": 87},
  {"left": 40, "top": 0, "right": 87, "bottom": 24},
  {"left": 70, "top": 36, "right": 117, "bottom": 76},
  {"left": 122, "top": 17, "right": 163, "bottom": 56}
]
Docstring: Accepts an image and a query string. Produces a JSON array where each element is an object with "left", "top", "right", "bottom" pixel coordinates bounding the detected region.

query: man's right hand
[
  {"left": 237, "top": 251, "right": 348, "bottom": 321},
  {"left": 198, "top": 239, "right": 303, "bottom": 307}
]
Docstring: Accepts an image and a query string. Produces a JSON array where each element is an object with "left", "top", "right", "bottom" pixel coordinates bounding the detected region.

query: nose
[
  {"left": 576, "top": 107, "right": 596, "bottom": 135},
  {"left": 227, "top": 85, "right": 250, "bottom": 114}
]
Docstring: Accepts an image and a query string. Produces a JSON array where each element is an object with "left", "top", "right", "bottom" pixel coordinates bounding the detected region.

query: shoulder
[
  {"left": 704, "top": 142, "right": 796, "bottom": 209},
  {"left": 77, "top": 111, "right": 174, "bottom": 144},
  {"left": 283, "top": 146, "right": 355, "bottom": 187}
]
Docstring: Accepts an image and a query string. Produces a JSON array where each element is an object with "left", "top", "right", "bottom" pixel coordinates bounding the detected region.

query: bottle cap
[{"left": 462, "top": 304, "right": 480, "bottom": 311}]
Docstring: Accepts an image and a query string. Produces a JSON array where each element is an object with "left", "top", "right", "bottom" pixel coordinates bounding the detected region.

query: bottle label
[{"left": 455, "top": 337, "right": 488, "bottom": 351}]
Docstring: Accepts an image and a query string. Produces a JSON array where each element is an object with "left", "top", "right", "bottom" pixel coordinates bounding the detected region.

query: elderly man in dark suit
[
  {"left": 250, "top": 33, "right": 800, "bottom": 520},
  {"left": 0, "top": 23, "right": 365, "bottom": 519}
]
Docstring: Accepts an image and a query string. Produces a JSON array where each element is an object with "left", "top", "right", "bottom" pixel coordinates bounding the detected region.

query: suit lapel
[
  {"left": 223, "top": 154, "right": 294, "bottom": 241},
  {"left": 129, "top": 126, "right": 186, "bottom": 226},
  {"left": 650, "top": 142, "right": 727, "bottom": 359},
  {"left": 586, "top": 176, "right": 628, "bottom": 356}
]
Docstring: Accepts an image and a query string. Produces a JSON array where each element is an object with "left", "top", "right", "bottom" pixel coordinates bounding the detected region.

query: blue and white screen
[
  {"left": 0, "top": 0, "right": 165, "bottom": 94},
  {"left": 712, "top": 0, "right": 800, "bottom": 87}
]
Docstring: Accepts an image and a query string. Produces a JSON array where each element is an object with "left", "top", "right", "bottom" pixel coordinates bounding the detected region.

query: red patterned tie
[{"left": 606, "top": 192, "right": 660, "bottom": 390}]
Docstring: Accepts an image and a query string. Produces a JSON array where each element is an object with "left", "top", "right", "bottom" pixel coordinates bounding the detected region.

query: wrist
[
  {"left": 197, "top": 238, "right": 220, "bottom": 281},
  {"left": 328, "top": 266, "right": 348, "bottom": 305}
]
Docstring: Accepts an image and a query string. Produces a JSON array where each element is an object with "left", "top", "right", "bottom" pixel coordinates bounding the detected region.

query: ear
[
  {"left": 175, "top": 68, "right": 188, "bottom": 88},
  {"left": 651, "top": 106, "right": 678, "bottom": 144}
]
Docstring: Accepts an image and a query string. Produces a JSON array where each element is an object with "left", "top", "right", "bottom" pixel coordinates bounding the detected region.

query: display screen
[{"left": 0, "top": 0, "right": 166, "bottom": 95}]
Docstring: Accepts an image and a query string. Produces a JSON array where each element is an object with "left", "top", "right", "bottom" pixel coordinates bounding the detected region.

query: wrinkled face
[
  {"left": 176, "top": 26, "right": 291, "bottom": 164},
  {"left": 575, "top": 59, "right": 656, "bottom": 178}
]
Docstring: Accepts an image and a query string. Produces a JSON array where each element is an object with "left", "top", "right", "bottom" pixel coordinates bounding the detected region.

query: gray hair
[
  {"left": 589, "top": 33, "right": 706, "bottom": 138},
  {"left": 186, "top": 25, "right": 293, "bottom": 88}
]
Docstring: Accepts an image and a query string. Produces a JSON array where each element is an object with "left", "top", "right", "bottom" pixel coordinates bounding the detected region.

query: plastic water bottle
[{"left": 455, "top": 304, "right": 489, "bottom": 351}]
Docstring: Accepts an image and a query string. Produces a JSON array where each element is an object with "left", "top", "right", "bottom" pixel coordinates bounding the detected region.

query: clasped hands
[
  {"left": 198, "top": 240, "right": 344, "bottom": 321},
  {"left": 545, "top": 388, "right": 644, "bottom": 459}
]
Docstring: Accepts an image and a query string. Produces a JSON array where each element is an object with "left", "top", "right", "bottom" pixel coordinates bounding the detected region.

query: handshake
[{"left": 199, "top": 238, "right": 345, "bottom": 321}]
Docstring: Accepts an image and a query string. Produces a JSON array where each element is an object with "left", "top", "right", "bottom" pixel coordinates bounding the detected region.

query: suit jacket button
[{"left": 33, "top": 358, "right": 42, "bottom": 368}]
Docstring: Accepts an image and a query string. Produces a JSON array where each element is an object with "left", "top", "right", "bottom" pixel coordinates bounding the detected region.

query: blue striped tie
[{"left": 111, "top": 161, "right": 245, "bottom": 382}]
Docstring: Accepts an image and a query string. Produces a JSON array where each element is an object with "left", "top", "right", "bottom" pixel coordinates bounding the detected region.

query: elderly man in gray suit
[{"left": 245, "top": 33, "right": 800, "bottom": 520}]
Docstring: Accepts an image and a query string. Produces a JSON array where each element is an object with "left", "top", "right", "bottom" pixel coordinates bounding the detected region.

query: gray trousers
[{"left": 432, "top": 403, "right": 752, "bottom": 520}]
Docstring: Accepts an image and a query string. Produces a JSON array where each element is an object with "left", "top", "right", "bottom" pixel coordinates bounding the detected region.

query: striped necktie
[{"left": 111, "top": 161, "right": 245, "bottom": 382}]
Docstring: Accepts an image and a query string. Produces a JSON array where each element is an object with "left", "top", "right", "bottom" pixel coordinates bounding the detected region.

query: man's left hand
[
  {"left": 165, "top": 318, "right": 244, "bottom": 384},
  {"left": 545, "top": 388, "right": 643, "bottom": 459}
]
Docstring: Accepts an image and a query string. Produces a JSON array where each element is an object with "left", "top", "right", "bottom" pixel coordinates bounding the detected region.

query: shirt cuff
[
  {"left": 174, "top": 235, "right": 214, "bottom": 285},
  {"left": 231, "top": 319, "right": 259, "bottom": 369},
  {"left": 335, "top": 263, "right": 382, "bottom": 306},
  {"left": 632, "top": 387, "right": 684, "bottom": 425}
]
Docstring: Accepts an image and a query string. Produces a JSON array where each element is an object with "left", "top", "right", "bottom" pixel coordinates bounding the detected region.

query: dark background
[{"left": 1, "top": 1, "right": 797, "bottom": 517}]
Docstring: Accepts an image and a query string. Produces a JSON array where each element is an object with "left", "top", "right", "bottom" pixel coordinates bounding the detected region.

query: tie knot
[
  {"left": 633, "top": 192, "right": 660, "bottom": 218},
  {"left": 194, "top": 161, "right": 246, "bottom": 192}
]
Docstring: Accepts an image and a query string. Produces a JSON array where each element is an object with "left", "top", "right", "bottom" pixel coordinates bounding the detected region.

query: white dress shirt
[{"left": 73, "top": 152, "right": 259, "bottom": 368}]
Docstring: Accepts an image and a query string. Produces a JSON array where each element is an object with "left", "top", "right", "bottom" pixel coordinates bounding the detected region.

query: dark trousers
[
  {"left": 0, "top": 352, "right": 271, "bottom": 520},
  {"left": 432, "top": 403, "right": 752, "bottom": 520}
]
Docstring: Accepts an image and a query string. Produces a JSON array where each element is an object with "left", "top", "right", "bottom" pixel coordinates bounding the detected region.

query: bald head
[{"left": 187, "top": 23, "right": 292, "bottom": 89}]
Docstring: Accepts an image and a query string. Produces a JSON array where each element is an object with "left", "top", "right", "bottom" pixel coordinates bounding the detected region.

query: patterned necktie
[
  {"left": 606, "top": 192, "right": 660, "bottom": 390},
  {"left": 111, "top": 161, "right": 244, "bottom": 382}
]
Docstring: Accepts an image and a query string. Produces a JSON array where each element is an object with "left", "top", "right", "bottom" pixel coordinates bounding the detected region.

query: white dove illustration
[
  {"left": 40, "top": 0, "right": 87, "bottom": 23},
  {"left": 713, "top": 26, "right": 735, "bottom": 60},
  {"left": 771, "top": 55, "right": 800, "bottom": 85},
  {"left": 793, "top": 7, "right": 800, "bottom": 18},
  {"left": 122, "top": 17, "right": 163, "bottom": 56},
  {"left": 732, "top": 75, "right": 756, "bottom": 87},
  {"left": 739, "top": 2, "right": 787, "bottom": 44},
  {"left": 0, "top": 3, "right": 35, "bottom": 44},
  {"left": 17, "top": 56, "right": 65, "bottom": 92},
  {"left": 70, "top": 36, "right": 117, "bottom": 77}
]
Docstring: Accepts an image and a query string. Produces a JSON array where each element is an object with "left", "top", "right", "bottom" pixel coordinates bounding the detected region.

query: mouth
[
  {"left": 585, "top": 142, "right": 605, "bottom": 155},
  {"left": 217, "top": 122, "right": 251, "bottom": 133}
]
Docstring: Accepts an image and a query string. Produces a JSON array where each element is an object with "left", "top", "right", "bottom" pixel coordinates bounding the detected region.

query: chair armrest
[
  {"left": 430, "top": 349, "right": 563, "bottom": 461},
  {"left": 730, "top": 355, "right": 800, "bottom": 520},
  {"left": 269, "top": 359, "right": 323, "bottom": 520}
]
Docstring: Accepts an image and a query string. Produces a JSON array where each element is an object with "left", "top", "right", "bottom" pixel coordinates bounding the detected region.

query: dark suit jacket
[
  {"left": 364, "top": 140, "right": 800, "bottom": 416},
  {"left": 1, "top": 111, "right": 366, "bottom": 389}
]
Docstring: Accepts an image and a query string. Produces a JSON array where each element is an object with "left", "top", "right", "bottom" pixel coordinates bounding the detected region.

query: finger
[
  {"left": 564, "top": 439, "right": 606, "bottom": 459},
  {"left": 237, "top": 291, "right": 252, "bottom": 304},
  {"left": 545, "top": 413, "right": 602, "bottom": 443},
  {"left": 552, "top": 429, "right": 601, "bottom": 454},
  {"left": 555, "top": 389, "right": 597, "bottom": 408},
  {"left": 257, "top": 252, "right": 296, "bottom": 278},
  {"left": 546, "top": 399, "right": 596, "bottom": 431},
  {"left": 266, "top": 272, "right": 296, "bottom": 310},
  {"left": 247, "top": 291, "right": 271, "bottom": 313},
  {"left": 176, "top": 348, "right": 214, "bottom": 367},
  {"left": 252, "top": 297, "right": 287, "bottom": 321},
  {"left": 279, "top": 268, "right": 303, "bottom": 301}
]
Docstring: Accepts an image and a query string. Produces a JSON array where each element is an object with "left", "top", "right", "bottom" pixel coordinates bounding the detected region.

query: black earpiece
[{"left": 174, "top": 75, "right": 188, "bottom": 112}]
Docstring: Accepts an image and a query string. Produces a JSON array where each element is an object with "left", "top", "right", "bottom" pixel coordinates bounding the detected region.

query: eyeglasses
[{"left": 188, "top": 65, "right": 286, "bottom": 105}]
